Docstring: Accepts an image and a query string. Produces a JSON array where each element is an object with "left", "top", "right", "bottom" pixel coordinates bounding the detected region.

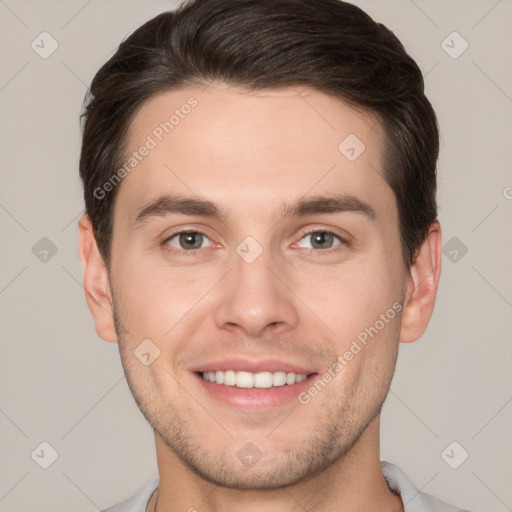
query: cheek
[
  {"left": 296, "top": 257, "right": 403, "bottom": 393},
  {"left": 296, "top": 259, "right": 400, "bottom": 339},
  {"left": 112, "top": 256, "right": 219, "bottom": 337},
  {"left": 324, "top": 304, "right": 401, "bottom": 408}
]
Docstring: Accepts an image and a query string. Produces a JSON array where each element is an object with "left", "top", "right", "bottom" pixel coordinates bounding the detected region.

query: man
[{"left": 77, "top": 0, "right": 476, "bottom": 510}]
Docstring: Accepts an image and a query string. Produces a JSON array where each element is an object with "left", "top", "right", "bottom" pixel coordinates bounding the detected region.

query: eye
[
  {"left": 296, "top": 230, "right": 344, "bottom": 250},
  {"left": 165, "top": 231, "right": 212, "bottom": 251}
]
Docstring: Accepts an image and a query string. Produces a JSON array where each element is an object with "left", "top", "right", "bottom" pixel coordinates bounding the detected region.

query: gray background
[{"left": 0, "top": 0, "right": 511, "bottom": 510}]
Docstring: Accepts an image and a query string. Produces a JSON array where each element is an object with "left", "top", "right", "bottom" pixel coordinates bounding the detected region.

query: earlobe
[
  {"left": 399, "top": 222, "right": 442, "bottom": 344},
  {"left": 77, "top": 214, "right": 118, "bottom": 343}
]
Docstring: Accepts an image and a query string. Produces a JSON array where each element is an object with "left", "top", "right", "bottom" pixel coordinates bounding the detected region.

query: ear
[
  {"left": 77, "top": 214, "right": 118, "bottom": 343},
  {"left": 399, "top": 221, "right": 442, "bottom": 343}
]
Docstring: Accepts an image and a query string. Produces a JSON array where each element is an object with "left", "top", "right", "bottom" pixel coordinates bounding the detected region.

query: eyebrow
[{"left": 133, "top": 193, "right": 377, "bottom": 227}]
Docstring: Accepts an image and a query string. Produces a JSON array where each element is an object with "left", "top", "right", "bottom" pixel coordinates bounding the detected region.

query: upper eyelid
[{"left": 163, "top": 227, "right": 215, "bottom": 242}]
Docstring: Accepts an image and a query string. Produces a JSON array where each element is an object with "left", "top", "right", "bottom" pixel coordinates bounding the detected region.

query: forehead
[{"left": 115, "top": 84, "right": 394, "bottom": 225}]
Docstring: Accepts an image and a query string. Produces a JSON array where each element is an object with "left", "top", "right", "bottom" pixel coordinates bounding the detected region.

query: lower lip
[{"left": 193, "top": 372, "right": 317, "bottom": 410}]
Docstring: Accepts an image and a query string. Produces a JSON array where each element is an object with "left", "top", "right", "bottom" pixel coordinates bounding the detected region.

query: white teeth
[
  {"left": 201, "top": 370, "right": 309, "bottom": 388},
  {"left": 224, "top": 370, "right": 236, "bottom": 386},
  {"left": 236, "top": 371, "right": 254, "bottom": 389},
  {"left": 272, "top": 371, "right": 287, "bottom": 387},
  {"left": 253, "top": 372, "right": 273, "bottom": 388}
]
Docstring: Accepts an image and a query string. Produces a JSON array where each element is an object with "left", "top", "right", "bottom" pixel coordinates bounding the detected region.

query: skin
[{"left": 78, "top": 84, "right": 441, "bottom": 512}]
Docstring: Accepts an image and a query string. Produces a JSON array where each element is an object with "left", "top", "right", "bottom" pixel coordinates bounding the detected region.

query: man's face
[{"left": 108, "top": 84, "right": 407, "bottom": 489}]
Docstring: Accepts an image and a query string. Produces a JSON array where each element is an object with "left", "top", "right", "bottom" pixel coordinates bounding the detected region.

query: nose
[{"left": 213, "top": 247, "right": 299, "bottom": 338}]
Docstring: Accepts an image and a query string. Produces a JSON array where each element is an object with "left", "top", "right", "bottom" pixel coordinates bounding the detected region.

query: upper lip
[{"left": 190, "top": 358, "right": 317, "bottom": 375}]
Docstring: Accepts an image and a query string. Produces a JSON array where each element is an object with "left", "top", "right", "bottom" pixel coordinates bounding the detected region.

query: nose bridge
[
  {"left": 234, "top": 242, "right": 276, "bottom": 295},
  {"left": 213, "top": 239, "right": 299, "bottom": 336}
]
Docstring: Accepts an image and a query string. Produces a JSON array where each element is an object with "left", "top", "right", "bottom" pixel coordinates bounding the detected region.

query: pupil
[
  {"left": 312, "top": 232, "right": 332, "bottom": 249},
  {"left": 180, "top": 232, "right": 202, "bottom": 249}
]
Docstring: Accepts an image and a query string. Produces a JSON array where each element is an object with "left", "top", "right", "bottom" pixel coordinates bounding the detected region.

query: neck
[{"left": 151, "top": 416, "right": 403, "bottom": 512}]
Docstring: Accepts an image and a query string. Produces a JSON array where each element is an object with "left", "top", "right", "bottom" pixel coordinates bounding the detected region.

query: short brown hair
[{"left": 79, "top": 0, "right": 439, "bottom": 269}]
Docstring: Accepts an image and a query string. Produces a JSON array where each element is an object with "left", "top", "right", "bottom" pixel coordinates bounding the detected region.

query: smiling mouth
[{"left": 198, "top": 370, "right": 312, "bottom": 389}]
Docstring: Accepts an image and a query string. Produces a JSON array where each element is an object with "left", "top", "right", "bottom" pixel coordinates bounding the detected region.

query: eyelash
[{"left": 161, "top": 228, "right": 349, "bottom": 258}]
